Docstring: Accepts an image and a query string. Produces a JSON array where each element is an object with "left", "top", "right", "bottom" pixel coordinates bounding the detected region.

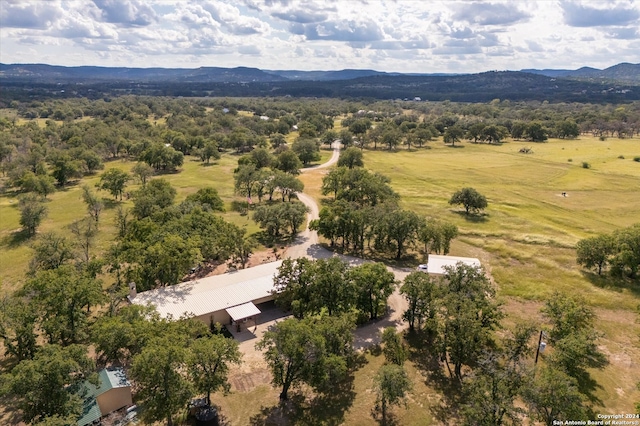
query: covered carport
[{"left": 226, "top": 302, "right": 261, "bottom": 332}]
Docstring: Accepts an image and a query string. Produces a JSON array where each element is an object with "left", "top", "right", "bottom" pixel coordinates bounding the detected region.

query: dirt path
[
  {"left": 230, "top": 141, "right": 411, "bottom": 392},
  {"left": 284, "top": 142, "right": 338, "bottom": 260},
  {"left": 285, "top": 141, "right": 410, "bottom": 348},
  {"left": 302, "top": 141, "right": 341, "bottom": 171}
]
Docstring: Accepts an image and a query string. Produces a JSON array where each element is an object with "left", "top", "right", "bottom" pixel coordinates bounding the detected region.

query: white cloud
[
  {"left": 200, "top": 1, "right": 271, "bottom": 35},
  {"left": 0, "top": 1, "right": 638, "bottom": 73},
  {"left": 451, "top": 2, "right": 531, "bottom": 26},
  {"left": 92, "top": 0, "right": 158, "bottom": 27},
  {"left": 0, "top": 1, "right": 62, "bottom": 29},
  {"left": 561, "top": 1, "right": 640, "bottom": 27}
]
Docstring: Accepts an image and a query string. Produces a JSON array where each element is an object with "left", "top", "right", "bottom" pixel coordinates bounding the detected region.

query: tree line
[
  {"left": 3, "top": 97, "right": 639, "bottom": 200},
  {"left": 398, "top": 264, "right": 609, "bottom": 424},
  {"left": 576, "top": 223, "right": 640, "bottom": 278},
  {"left": 311, "top": 153, "right": 459, "bottom": 260}
]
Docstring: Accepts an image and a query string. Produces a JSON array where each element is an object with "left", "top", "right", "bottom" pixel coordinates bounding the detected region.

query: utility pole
[{"left": 535, "top": 330, "right": 544, "bottom": 364}]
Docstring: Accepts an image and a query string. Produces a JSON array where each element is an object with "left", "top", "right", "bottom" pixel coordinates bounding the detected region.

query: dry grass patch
[{"left": 214, "top": 349, "right": 439, "bottom": 426}]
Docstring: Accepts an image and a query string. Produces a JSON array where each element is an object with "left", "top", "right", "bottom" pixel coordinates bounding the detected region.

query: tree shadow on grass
[
  {"left": 370, "top": 405, "right": 401, "bottom": 426},
  {"left": 2, "top": 229, "right": 33, "bottom": 248},
  {"left": 0, "top": 395, "right": 23, "bottom": 426},
  {"left": 56, "top": 180, "right": 81, "bottom": 191},
  {"left": 181, "top": 404, "right": 232, "bottom": 426},
  {"left": 249, "top": 397, "right": 299, "bottom": 426},
  {"left": 249, "top": 376, "right": 357, "bottom": 426},
  {"left": 211, "top": 404, "right": 232, "bottom": 426},
  {"left": 572, "top": 368, "right": 605, "bottom": 407},
  {"left": 254, "top": 231, "right": 295, "bottom": 249},
  {"left": 101, "top": 198, "right": 122, "bottom": 210},
  {"left": 451, "top": 210, "right": 489, "bottom": 223},
  {"left": 365, "top": 251, "right": 419, "bottom": 269},
  {"left": 580, "top": 271, "right": 640, "bottom": 297},
  {"left": 301, "top": 378, "right": 357, "bottom": 426},
  {"left": 405, "top": 330, "right": 462, "bottom": 425},
  {"left": 154, "top": 168, "right": 182, "bottom": 176}
]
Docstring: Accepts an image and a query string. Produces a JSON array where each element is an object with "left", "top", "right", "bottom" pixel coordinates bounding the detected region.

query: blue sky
[{"left": 1, "top": 0, "right": 639, "bottom": 73}]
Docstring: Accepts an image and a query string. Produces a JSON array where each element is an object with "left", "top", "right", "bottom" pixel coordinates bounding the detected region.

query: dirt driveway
[{"left": 229, "top": 141, "right": 411, "bottom": 392}]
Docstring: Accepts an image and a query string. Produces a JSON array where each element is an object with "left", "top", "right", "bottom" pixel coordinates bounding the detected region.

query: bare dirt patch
[{"left": 229, "top": 367, "right": 272, "bottom": 393}]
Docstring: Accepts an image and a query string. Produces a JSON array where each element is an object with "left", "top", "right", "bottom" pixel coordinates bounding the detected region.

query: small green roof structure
[
  {"left": 77, "top": 399, "right": 102, "bottom": 426},
  {"left": 77, "top": 368, "right": 132, "bottom": 426}
]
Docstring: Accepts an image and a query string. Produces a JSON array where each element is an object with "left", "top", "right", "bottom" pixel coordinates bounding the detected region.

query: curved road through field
[
  {"left": 231, "top": 141, "right": 410, "bottom": 392},
  {"left": 285, "top": 141, "right": 410, "bottom": 349},
  {"left": 282, "top": 141, "right": 339, "bottom": 260}
]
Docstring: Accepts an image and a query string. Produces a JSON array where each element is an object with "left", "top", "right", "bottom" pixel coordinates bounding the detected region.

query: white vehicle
[{"left": 417, "top": 264, "right": 428, "bottom": 272}]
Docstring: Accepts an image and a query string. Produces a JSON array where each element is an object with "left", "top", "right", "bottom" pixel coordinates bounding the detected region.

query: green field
[
  {"left": 359, "top": 136, "right": 640, "bottom": 414},
  {"left": 363, "top": 136, "right": 640, "bottom": 308}
]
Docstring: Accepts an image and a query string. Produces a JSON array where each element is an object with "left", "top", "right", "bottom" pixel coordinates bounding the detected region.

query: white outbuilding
[
  {"left": 416, "top": 254, "right": 481, "bottom": 275},
  {"left": 129, "top": 260, "right": 283, "bottom": 327}
]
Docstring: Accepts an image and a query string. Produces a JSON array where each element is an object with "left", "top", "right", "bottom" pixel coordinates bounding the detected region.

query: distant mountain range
[
  {"left": 263, "top": 69, "right": 457, "bottom": 81},
  {"left": 0, "top": 63, "right": 287, "bottom": 83},
  {"left": 522, "top": 62, "right": 640, "bottom": 84},
  {"left": 0, "top": 62, "right": 638, "bottom": 103},
  {"left": 2, "top": 62, "right": 636, "bottom": 84},
  {"left": 0, "top": 63, "right": 462, "bottom": 83}
]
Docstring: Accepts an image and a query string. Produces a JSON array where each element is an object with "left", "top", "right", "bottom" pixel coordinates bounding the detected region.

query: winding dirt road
[
  {"left": 285, "top": 141, "right": 410, "bottom": 347},
  {"left": 283, "top": 142, "right": 338, "bottom": 259},
  {"left": 230, "top": 141, "right": 409, "bottom": 392}
]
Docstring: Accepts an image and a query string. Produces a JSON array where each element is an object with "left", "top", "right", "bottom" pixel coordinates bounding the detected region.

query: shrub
[
  {"left": 618, "top": 155, "right": 625, "bottom": 159},
  {"left": 633, "top": 157, "right": 640, "bottom": 162},
  {"left": 599, "top": 136, "right": 606, "bottom": 141},
  {"left": 567, "top": 158, "right": 573, "bottom": 162},
  {"left": 582, "top": 162, "right": 591, "bottom": 169},
  {"left": 231, "top": 200, "right": 249, "bottom": 215}
]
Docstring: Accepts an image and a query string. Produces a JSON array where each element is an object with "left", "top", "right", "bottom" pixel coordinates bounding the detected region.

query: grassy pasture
[
  {"left": 363, "top": 136, "right": 640, "bottom": 308},
  {"left": 359, "top": 135, "right": 640, "bottom": 413}
]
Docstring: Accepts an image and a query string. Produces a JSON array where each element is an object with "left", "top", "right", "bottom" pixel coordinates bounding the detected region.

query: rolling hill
[{"left": 0, "top": 63, "right": 637, "bottom": 103}]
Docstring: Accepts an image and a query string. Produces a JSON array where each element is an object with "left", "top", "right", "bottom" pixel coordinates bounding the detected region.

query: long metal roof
[{"left": 129, "top": 261, "right": 283, "bottom": 319}]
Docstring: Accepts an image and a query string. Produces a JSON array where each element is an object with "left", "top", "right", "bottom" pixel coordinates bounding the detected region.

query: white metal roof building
[
  {"left": 417, "top": 254, "right": 481, "bottom": 275},
  {"left": 129, "top": 261, "right": 283, "bottom": 326}
]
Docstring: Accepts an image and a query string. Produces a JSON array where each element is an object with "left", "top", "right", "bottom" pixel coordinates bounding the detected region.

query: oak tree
[{"left": 449, "top": 187, "right": 488, "bottom": 215}]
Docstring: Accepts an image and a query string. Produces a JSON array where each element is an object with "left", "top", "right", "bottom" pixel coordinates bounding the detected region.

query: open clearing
[{"left": 362, "top": 136, "right": 640, "bottom": 308}]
